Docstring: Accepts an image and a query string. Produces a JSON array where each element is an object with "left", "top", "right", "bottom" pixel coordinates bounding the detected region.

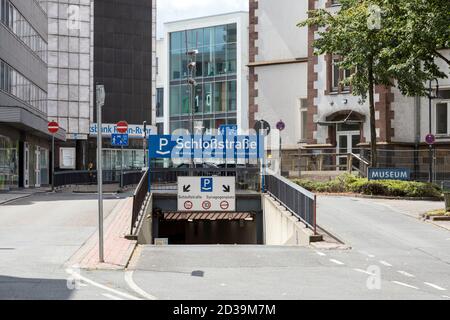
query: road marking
[
  {"left": 397, "top": 271, "right": 415, "bottom": 278},
  {"left": 102, "top": 293, "right": 124, "bottom": 300},
  {"left": 329, "top": 259, "right": 345, "bottom": 266},
  {"left": 392, "top": 281, "right": 419, "bottom": 290},
  {"left": 65, "top": 268, "right": 141, "bottom": 300},
  {"left": 354, "top": 268, "right": 374, "bottom": 275},
  {"left": 124, "top": 271, "right": 158, "bottom": 300},
  {"left": 315, "top": 251, "right": 326, "bottom": 257},
  {"left": 379, "top": 260, "right": 393, "bottom": 267},
  {"left": 359, "top": 251, "right": 375, "bottom": 258},
  {"left": 424, "top": 282, "right": 447, "bottom": 291}
]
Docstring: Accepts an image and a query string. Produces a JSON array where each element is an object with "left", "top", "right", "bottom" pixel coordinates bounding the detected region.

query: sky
[{"left": 157, "top": 0, "right": 249, "bottom": 39}]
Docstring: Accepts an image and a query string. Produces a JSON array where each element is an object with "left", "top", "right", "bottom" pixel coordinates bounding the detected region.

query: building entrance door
[
  {"left": 337, "top": 130, "right": 360, "bottom": 171},
  {"left": 24, "top": 143, "right": 30, "bottom": 188},
  {"left": 35, "top": 146, "right": 41, "bottom": 188}
]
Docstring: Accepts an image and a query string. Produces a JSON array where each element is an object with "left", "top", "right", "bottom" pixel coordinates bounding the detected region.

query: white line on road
[
  {"left": 379, "top": 260, "right": 393, "bottom": 267},
  {"left": 392, "top": 281, "right": 419, "bottom": 290},
  {"left": 359, "top": 251, "right": 375, "bottom": 258},
  {"left": 397, "top": 271, "right": 415, "bottom": 278},
  {"left": 102, "top": 293, "right": 124, "bottom": 300},
  {"left": 329, "top": 259, "right": 345, "bottom": 266},
  {"left": 315, "top": 251, "right": 326, "bottom": 257},
  {"left": 424, "top": 282, "right": 447, "bottom": 291},
  {"left": 65, "top": 268, "right": 141, "bottom": 300},
  {"left": 354, "top": 268, "right": 374, "bottom": 275},
  {"left": 124, "top": 271, "right": 158, "bottom": 300}
]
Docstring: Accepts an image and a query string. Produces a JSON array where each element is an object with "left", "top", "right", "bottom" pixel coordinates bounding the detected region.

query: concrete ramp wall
[{"left": 263, "top": 194, "right": 317, "bottom": 246}]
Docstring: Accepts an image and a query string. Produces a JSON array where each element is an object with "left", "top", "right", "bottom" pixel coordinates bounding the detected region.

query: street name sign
[
  {"left": 111, "top": 134, "right": 129, "bottom": 147},
  {"left": 368, "top": 168, "right": 411, "bottom": 181},
  {"left": 148, "top": 135, "right": 264, "bottom": 160},
  {"left": 178, "top": 177, "right": 236, "bottom": 212}
]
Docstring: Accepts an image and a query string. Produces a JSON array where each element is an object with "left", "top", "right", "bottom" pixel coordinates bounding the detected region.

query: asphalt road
[
  {"left": 101, "top": 196, "right": 450, "bottom": 300},
  {"left": 0, "top": 192, "right": 129, "bottom": 300},
  {"left": 1, "top": 193, "right": 449, "bottom": 300}
]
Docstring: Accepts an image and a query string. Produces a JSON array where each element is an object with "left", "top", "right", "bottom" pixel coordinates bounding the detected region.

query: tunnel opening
[{"left": 155, "top": 212, "right": 258, "bottom": 245}]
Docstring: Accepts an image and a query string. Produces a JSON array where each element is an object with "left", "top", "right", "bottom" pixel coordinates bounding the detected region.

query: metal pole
[
  {"left": 143, "top": 121, "right": 147, "bottom": 168},
  {"left": 97, "top": 95, "right": 104, "bottom": 263},
  {"left": 51, "top": 135, "right": 55, "bottom": 192},
  {"left": 120, "top": 145, "right": 124, "bottom": 188},
  {"left": 429, "top": 80, "right": 433, "bottom": 184},
  {"left": 279, "top": 135, "right": 282, "bottom": 176}
]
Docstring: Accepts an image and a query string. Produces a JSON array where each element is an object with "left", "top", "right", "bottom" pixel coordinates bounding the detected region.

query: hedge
[{"left": 293, "top": 174, "right": 443, "bottom": 198}]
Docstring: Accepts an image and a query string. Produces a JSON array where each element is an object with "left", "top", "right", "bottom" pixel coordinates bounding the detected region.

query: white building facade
[{"left": 162, "top": 12, "right": 249, "bottom": 136}]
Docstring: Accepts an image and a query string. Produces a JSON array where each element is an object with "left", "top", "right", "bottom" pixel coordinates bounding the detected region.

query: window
[
  {"left": 0, "top": 0, "right": 47, "bottom": 63},
  {"left": 0, "top": 59, "right": 47, "bottom": 113},
  {"left": 436, "top": 102, "right": 449, "bottom": 135},
  {"left": 329, "top": 55, "right": 352, "bottom": 94},
  {"left": 331, "top": 58, "right": 340, "bottom": 92},
  {"left": 299, "top": 99, "right": 308, "bottom": 142},
  {"left": 156, "top": 88, "right": 164, "bottom": 118}
]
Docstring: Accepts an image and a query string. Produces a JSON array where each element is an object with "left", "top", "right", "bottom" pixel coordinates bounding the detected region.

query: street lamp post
[
  {"left": 428, "top": 79, "right": 439, "bottom": 184},
  {"left": 187, "top": 49, "right": 198, "bottom": 173},
  {"left": 96, "top": 84, "right": 105, "bottom": 263},
  {"left": 143, "top": 121, "right": 147, "bottom": 169}
]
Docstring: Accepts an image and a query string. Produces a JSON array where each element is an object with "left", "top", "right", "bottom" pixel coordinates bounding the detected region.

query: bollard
[{"left": 444, "top": 192, "right": 450, "bottom": 213}]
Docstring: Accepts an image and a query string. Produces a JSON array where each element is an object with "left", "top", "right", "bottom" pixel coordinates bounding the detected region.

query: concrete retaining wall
[{"left": 263, "top": 194, "right": 317, "bottom": 246}]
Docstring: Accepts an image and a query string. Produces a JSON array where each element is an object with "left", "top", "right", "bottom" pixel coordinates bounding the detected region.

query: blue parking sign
[{"left": 201, "top": 178, "right": 213, "bottom": 192}]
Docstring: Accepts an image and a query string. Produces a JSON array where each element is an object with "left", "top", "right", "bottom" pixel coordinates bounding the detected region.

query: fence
[
  {"left": 361, "top": 148, "right": 450, "bottom": 185},
  {"left": 131, "top": 169, "right": 150, "bottom": 235},
  {"left": 150, "top": 167, "right": 261, "bottom": 191},
  {"left": 54, "top": 170, "right": 144, "bottom": 188},
  {"left": 265, "top": 173, "right": 317, "bottom": 234}
]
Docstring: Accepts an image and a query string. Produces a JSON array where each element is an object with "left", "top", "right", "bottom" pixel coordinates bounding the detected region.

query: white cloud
[{"left": 157, "top": 0, "right": 248, "bottom": 38}]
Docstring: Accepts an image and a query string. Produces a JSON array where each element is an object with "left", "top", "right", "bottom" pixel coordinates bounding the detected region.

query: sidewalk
[
  {"left": 66, "top": 196, "right": 138, "bottom": 270},
  {"left": 0, "top": 188, "right": 50, "bottom": 205},
  {"left": 367, "top": 198, "right": 450, "bottom": 231}
]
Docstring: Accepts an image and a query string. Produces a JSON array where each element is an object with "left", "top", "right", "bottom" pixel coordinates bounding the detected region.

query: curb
[{"left": 317, "top": 193, "right": 443, "bottom": 202}]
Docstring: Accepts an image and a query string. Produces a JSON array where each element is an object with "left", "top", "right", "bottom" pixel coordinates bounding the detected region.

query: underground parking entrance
[{"left": 151, "top": 193, "right": 264, "bottom": 245}]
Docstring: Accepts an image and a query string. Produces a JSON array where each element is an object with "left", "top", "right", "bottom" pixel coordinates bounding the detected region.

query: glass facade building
[{"left": 169, "top": 23, "right": 238, "bottom": 134}]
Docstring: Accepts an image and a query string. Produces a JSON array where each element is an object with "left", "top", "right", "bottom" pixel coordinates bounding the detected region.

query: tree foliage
[{"left": 298, "top": 0, "right": 450, "bottom": 98}]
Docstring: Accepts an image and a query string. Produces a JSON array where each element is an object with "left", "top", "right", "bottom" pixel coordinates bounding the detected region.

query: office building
[
  {"left": 0, "top": 0, "right": 65, "bottom": 190},
  {"left": 163, "top": 12, "right": 249, "bottom": 136}
]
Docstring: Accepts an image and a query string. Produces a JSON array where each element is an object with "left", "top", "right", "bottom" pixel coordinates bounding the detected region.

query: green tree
[{"left": 299, "top": 0, "right": 449, "bottom": 167}]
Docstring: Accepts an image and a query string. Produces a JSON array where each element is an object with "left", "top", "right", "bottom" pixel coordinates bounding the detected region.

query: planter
[{"left": 445, "top": 192, "right": 450, "bottom": 212}]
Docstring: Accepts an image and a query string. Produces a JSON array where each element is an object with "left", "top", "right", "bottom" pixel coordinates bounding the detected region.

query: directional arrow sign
[{"left": 178, "top": 177, "right": 236, "bottom": 212}]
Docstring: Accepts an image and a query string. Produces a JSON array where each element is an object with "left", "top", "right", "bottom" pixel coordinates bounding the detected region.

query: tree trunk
[{"left": 368, "top": 54, "right": 378, "bottom": 168}]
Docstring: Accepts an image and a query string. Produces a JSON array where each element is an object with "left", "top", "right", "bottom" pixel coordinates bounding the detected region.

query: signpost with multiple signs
[
  {"left": 178, "top": 177, "right": 236, "bottom": 212},
  {"left": 47, "top": 121, "right": 59, "bottom": 192}
]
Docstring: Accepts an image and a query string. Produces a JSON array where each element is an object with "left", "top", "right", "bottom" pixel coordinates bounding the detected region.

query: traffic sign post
[
  {"left": 115, "top": 122, "right": 128, "bottom": 189},
  {"left": 96, "top": 84, "right": 105, "bottom": 263},
  {"left": 178, "top": 177, "right": 236, "bottom": 212},
  {"left": 276, "top": 120, "right": 286, "bottom": 175},
  {"left": 48, "top": 121, "right": 59, "bottom": 192},
  {"left": 426, "top": 134, "right": 436, "bottom": 184}
]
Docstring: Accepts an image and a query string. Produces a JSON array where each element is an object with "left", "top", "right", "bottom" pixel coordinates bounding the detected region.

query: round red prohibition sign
[
  {"left": 48, "top": 121, "right": 59, "bottom": 134},
  {"left": 184, "top": 201, "right": 193, "bottom": 210},
  {"left": 116, "top": 121, "right": 129, "bottom": 134},
  {"left": 202, "top": 201, "right": 212, "bottom": 210},
  {"left": 220, "top": 201, "right": 230, "bottom": 210}
]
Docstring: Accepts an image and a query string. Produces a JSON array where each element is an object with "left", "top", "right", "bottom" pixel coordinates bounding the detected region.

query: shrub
[{"left": 293, "top": 174, "right": 442, "bottom": 198}]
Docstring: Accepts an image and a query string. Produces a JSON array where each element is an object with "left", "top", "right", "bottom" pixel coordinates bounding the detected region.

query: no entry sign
[
  {"left": 48, "top": 121, "right": 59, "bottom": 134},
  {"left": 116, "top": 121, "right": 129, "bottom": 134}
]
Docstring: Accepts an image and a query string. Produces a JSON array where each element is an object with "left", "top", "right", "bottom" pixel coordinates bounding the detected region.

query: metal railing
[
  {"left": 54, "top": 169, "right": 144, "bottom": 188},
  {"left": 150, "top": 167, "right": 261, "bottom": 191},
  {"left": 131, "top": 169, "right": 150, "bottom": 235},
  {"left": 265, "top": 172, "right": 317, "bottom": 234}
]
